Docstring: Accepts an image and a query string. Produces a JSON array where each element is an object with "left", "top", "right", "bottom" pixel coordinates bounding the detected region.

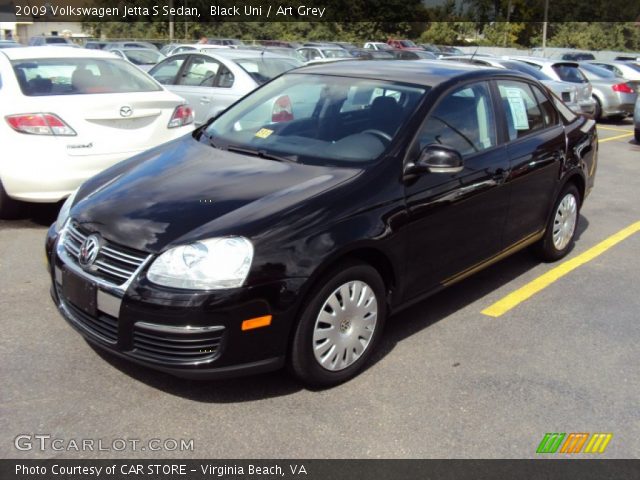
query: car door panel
[{"left": 496, "top": 80, "right": 566, "bottom": 247}]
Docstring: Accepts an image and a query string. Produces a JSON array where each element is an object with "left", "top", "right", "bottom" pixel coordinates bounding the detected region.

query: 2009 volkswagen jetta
[{"left": 46, "top": 61, "right": 597, "bottom": 387}]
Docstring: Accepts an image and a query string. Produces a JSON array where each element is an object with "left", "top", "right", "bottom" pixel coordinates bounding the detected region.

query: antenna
[{"left": 469, "top": 45, "right": 480, "bottom": 62}]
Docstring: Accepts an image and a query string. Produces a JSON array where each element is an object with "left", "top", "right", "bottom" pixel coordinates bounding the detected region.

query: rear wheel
[
  {"left": 290, "top": 262, "right": 387, "bottom": 388},
  {"left": 0, "top": 180, "right": 21, "bottom": 219},
  {"left": 593, "top": 96, "right": 602, "bottom": 121},
  {"left": 635, "top": 129, "right": 640, "bottom": 143},
  {"left": 534, "top": 184, "right": 580, "bottom": 262}
]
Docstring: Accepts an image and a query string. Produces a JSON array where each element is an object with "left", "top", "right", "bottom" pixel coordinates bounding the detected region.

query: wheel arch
[{"left": 285, "top": 244, "right": 399, "bottom": 358}]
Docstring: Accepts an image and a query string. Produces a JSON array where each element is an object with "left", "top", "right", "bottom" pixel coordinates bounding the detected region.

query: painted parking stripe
[
  {"left": 599, "top": 132, "right": 634, "bottom": 143},
  {"left": 482, "top": 221, "right": 640, "bottom": 317},
  {"left": 597, "top": 125, "right": 633, "bottom": 133}
]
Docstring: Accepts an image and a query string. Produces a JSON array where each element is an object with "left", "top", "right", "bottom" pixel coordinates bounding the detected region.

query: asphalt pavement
[{"left": 1, "top": 119, "right": 638, "bottom": 459}]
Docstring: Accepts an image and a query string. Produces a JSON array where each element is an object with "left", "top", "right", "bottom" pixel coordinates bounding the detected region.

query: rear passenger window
[
  {"left": 418, "top": 82, "right": 497, "bottom": 157},
  {"left": 531, "top": 84, "right": 558, "bottom": 126},
  {"left": 497, "top": 81, "right": 545, "bottom": 141}
]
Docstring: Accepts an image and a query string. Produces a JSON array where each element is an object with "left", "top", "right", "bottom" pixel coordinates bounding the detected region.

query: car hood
[{"left": 72, "top": 135, "right": 360, "bottom": 253}]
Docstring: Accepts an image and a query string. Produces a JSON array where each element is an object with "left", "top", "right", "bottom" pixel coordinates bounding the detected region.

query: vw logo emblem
[
  {"left": 119, "top": 106, "right": 132, "bottom": 117},
  {"left": 78, "top": 234, "right": 102, "bottom": 268}
]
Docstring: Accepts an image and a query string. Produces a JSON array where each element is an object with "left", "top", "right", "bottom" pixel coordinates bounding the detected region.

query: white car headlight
[
  {"left": 55, "top": 188, "right": 79, "bottom": 231},
  {"left": 147, "top": 237, "right": 254, "bottom": 290}
]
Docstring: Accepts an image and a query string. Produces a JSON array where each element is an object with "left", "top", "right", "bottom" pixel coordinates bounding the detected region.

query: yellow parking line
[
  {"left": 599, "top": 132, "right": 634, "bottom": 143},
  {"left": 597, "top": 126, "right": 633, "bottom": 133},
  {"left": 482, "top": 221, "right": 640, "bottom": 317}
]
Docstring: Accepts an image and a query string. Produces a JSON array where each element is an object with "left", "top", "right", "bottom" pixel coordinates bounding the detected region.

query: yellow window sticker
[{"left": 255, "top": 128, "right": 274, "bottom": 139}]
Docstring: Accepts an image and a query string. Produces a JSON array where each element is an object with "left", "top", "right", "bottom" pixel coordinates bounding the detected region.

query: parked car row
[
  {"left": 2, "top": 43, "right": 636, "bottom": 219},
  {"left": 441, "top": 54, "right": 640, "bottom": 119}
]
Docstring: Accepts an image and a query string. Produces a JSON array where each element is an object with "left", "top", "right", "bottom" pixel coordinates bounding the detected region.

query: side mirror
[{"left": 405, "top": 144, "right": 464, "bottom": 176}]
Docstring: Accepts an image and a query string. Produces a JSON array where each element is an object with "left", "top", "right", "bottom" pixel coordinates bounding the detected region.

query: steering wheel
[{"left": 361, "top": 129, "right": 392, "bottom": 143}]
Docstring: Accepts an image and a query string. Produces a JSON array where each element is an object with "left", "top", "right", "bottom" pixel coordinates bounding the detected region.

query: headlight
[
  {"left": 147, "top": 237, "right": 254, "bottom": 290},
  {"left": 55, "top": 188, "right": 79, "bottom": 231}
]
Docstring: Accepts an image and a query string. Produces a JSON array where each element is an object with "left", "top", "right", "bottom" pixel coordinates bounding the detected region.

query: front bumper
[{"left": 46, "top": 224, "right": 305, "bottom": 379}]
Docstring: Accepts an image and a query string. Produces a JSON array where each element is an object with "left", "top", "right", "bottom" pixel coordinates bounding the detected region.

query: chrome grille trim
[
  {"left": 131, "top": 322, "right": 225, "bottom": 365},
  {"left": 57, "top": 220, "right": 153, "bottom": 292}
]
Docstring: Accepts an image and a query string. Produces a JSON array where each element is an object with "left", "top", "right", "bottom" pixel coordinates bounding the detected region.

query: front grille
[
  {"left": 63, "top": 222, "right": 148, "bottom": 286},
  {"left": 131, "top": 324, "right": 225, "bottom": 364},
  {"left": 562, "top": 92, "right": 572, "bottom": 103},
  {"left": 62, "top": 298, "right": 118, "bottom": 344}
]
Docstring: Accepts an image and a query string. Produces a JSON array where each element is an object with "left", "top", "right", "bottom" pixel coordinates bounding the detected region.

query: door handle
[{"left": 200, "top": 97, "right": 211, "bottom": 103}]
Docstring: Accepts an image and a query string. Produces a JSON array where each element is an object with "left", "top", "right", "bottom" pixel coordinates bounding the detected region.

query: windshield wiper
[
  {"left": 226, "top": 145, "right": 297, "bottom": 163},
  {"left": 198, "top": 129, "right": 221, "bottom": 149}
]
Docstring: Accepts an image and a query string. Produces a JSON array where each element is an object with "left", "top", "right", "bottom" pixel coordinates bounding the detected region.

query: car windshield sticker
[
  {"left": 504, "top": 87, "right": 530, "bottom": 130},
  {"left": 255, "top": 128, "right": 274, "bottom": 139}
]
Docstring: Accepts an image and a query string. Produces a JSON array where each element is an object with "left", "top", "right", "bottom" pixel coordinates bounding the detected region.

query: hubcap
[
  {"left": 312, "top": 280, "right": 378, "bottom": 372},
  {"left": 552, "top": 193, "right": 578, "bottom": 251}
]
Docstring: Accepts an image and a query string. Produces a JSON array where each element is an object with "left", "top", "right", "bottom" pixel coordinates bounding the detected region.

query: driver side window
[{"left": 417, "top": 82, "right": 497, "bottom": 157}]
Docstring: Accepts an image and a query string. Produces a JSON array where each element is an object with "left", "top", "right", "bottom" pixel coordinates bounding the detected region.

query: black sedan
[{"left": 46, "top": 61, "right": 598, "bottom": 387}]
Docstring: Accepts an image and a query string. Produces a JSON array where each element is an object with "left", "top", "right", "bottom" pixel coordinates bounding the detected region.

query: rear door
[{"left": 496, "top": 79, "right": 566, "bottom": 247}]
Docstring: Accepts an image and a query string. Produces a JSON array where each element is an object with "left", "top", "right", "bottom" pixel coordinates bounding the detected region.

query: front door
[{"left": 403, "top": 81, "right": 511, "bottom": 300}]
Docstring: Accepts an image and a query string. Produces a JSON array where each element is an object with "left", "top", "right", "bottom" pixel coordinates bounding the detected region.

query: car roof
[
  {"left": 291, "top": 60, "right": 508, "bottom": 86},
  {"left": 0, "top": 46, "right": 119, "bottom": 60}
]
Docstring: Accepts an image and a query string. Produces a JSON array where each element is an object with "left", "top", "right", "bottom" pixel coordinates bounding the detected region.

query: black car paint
[{"left": 46, "top": 65, "right": 597, "bottom": 378}]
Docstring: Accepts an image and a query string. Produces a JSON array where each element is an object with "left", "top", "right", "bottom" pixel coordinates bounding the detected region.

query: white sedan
[{"left": 0, "top": 47, "right": 194, "bottom": 217}]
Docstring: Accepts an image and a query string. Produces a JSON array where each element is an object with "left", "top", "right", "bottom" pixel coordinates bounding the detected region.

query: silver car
[
  {"left": 586, "top": 60, "right": 640, "bottom": 81},
  {"left": 578, "top": 63, "right": 638, "bottom": 120},
  {"left": 512, "top": 57, "right": 596, "bottom": 115},
  {"left": 149, "top": 49, "right": 302, "bottom": 126},
  {"left": 440, "top": 56, "right": 581, "bottom": 113},
  {"left": 297, "top": 46, "right": 353, "bottom": 63}
]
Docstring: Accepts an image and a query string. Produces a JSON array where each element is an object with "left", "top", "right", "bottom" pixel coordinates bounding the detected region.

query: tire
[
  {"left": 290, "top": 262, "right": 387, "bottom": 388},
  {"left": 635, "top": 129, "right": 640, "bottom": 144},
  {"left": 0, "top": 179, "right": 22, "bottom": 219},
  {"left": 534, "top": 184, "right": 581, "bottom": 262},
  {"left": 593, "top": 96, "right": 602, "bottom": 121}
]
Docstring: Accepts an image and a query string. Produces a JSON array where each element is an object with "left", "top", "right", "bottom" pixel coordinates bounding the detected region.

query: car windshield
[
  {"left": 234, "top": 58, "right": 301, "bottom": 84},
  {"left": 500, "top": 61, "right": 551, "bottom": 81},
  {"left": 552, "top": 64, "right": 588, "bottom": 83},
  {"left": 579, "top": 63, "right": 616, "bottom": 79},
  {"left": 123, "top": 49, "right": 164, "bottom": 65},
  {"left": 11, "top": 58, "right": 162, "bottom": 96},
  {"left": 400, "top": 40, "right": 417, "bottom": 47},
  {"left": 205, "top": 73, "right": 428, "bottom": 166},
  {"left": 624, "top": 63, "right": 640, "bottom": 72}
]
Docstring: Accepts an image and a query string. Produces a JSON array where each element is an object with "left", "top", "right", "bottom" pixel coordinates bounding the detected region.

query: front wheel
[
  {"left": 290, "top": 263, "right": 387, "bottom": 388},
  {"left": 534, "top": 184, "right": 580, "bottom": 262}
]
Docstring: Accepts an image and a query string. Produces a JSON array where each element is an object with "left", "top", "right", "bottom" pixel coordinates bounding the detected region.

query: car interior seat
[{"left": 369, "top": 96, "right": 403, "bottom": 136}]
